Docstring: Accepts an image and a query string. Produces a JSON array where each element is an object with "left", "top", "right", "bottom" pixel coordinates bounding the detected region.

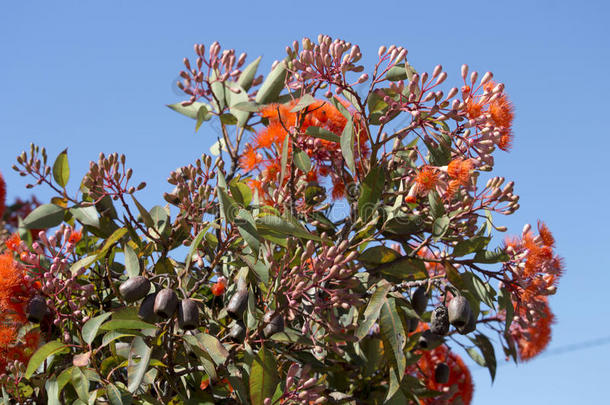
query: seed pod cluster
[{"left": 263, "top": 311, "right": 284, "bottom": 338}]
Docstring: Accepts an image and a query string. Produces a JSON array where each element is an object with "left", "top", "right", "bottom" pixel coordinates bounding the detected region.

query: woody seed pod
[
  {"left": 434, "top": 362, "right": 450, "bottom": 384},
  {"left": 27, "top": 295, "right": 49, "bottom": 323},
  {"left": 448, "top": 296, "right": 471, "bottom": 328},
  {"left": 138, "top": 293, "right": 160, "bottom": 323},
  {"left": 154, "top": 288, "right": 178, "bottom": 318},
  {"left": 263, "top": 311, "right": 284, "bottom": 338},
  {"left": 411, "top": 286, "right": 428, "bottom": 315},
  {"left": 457, "top": 309, "right": 477, "bottom": 335},
  {"left": 227, "top": 288, "right": 249, "bottom": 320},
  {"left": 430, "top": 305, "right": 449, "bottom": 336},
  {"left": 178, "top": 299, "right": 199, "bottom": 330},
  {"left": 418, "top": 329, "right": 441, "bottom": 349},
  {"left": 229, "top": 321, "right": 246, "bottom": 341},
  {"left": 119, "top": 276, "right": 151, "bottom": 303}
]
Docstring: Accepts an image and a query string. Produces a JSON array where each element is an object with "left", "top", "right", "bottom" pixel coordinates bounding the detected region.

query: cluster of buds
[
  {"left": 284, "top": 35, "right": 369, "bottom": 94},
  {"left": 272, "top": 363, "right": 326, "bottom": 405},
  {"left": 12, "top": 144, "right": 52, "bottom": 190},
  {"left": 165, "top": 154, "right": 218, "bottom": 227},
  {"left": 179, "top": 42, "right": 262, "bottom": 107},
  {"left": 83, "top": 152, "right": 145, "bottom": 201}
]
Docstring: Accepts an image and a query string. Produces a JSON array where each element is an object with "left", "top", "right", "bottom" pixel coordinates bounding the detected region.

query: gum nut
[
  {"left": 434, "top": 362, "right": 450, "bottom": 384},
  {"left": 448, "top": 296, "right": 471, "bottom": 328},
  {"left": 27, "top": 296, "right": 49, "bottom": 323},
  {"left": 411, "top": 286, "right": 428, "bottom": 315},
  {"left": 418, "top": 329, "right": 440, "bottom": 349},
  {"left": 407, "top": 317, "right": 419, "bottom": 333},
  {"left": 229, "top": 321, "right": 246, "bottom": 341},
  {"left": 119, "top": 276, "right": 151, "bottom": 303},
  {"left": 263, "top": 313, "right": 284, "bottom": 338},
  {"left": 457, "top": 310, "right": 477, "bottom": 335},
  {"left": 153, "top": 288, "right": 178, "bottom": 318},
  {"left": 138, "top": 293, "right": 160, "bottom": 323},
  {"left": 178, "top": 299, "right": 199, "bottom": 330},
  {"left": 430, "top": 305, "right": 449, "bottom": 336},
  {"left": 226, "top": 288, "right": 249, "bottom": 319}
]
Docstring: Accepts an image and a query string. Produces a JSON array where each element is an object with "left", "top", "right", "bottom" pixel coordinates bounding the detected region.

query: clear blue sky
[{"left": 1, "top": 1, "right": 608, "bottom": 403}]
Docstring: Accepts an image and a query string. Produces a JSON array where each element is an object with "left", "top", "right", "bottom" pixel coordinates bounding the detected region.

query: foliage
[{"left": 0, "top": 35, "right": 564, "bottom": 404}]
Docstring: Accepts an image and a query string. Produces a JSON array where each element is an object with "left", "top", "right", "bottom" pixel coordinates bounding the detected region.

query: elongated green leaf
[
  {"left": 25, "top": 340, "right": 68, "bottom": 379},
  {"left": 256, "top": 215, "right": 323, "bottom": 242},
  {"left": 249, "top": 346, "right": 279, "bottom": 405},
  {"left": 82, "top": 313, "right": 113, "bottom": 345},
  {"left": 230, "top": 180, "right": 253, "bottom": 208},
  {"left": 289, "top": 94, "right": 316, "bottom": 112},
  {"left": 380, "top": 297, "right": 406, "bottom": 379},
  {"left": 474, "top": 334, "right": 497, "bottom": 382},
  {"left": 23, "top": 204, "right": 65, "bottom": 229},
  {"left": 71, "top": 206, "right": 100, "bottom": 228},
  {"left": 130, "top": 196, "right": 154, "bottom": 228},
  {"left": 432, "top": 215, "right": 450, "bottom": 240},
  {"left": 358, "top": 166, "right": 384, "bottom": 222},
  {"left": 293, "top": 148, "right": 311, "bottom": 172},
  {"left": 184, "top": 225, "right": 209, "bottom": 271},
  {"left": 356, "top": 280, "right": 392, "bottom": 339},
  {"left": 71, "top": 367, "right": 89, "bottom": 401},
  {"left": 236, "top": 209, "right": 260, "bottom": 255},
  {"left": 228, "top": 82, "right": 250, "bottom": 127},
  {"left": 500, "top": 287, "right": 514, "bottom": 333},
  {"left": 149, "top": 206, "right": 169, "bottom": 236},
  {"left": 218, "top": 187, "right": 240, "bottom": 223},
  {"left": 99, "top": 319, "right": 156, "bottom": 331},
  {"left": 359, "top": 246, "right": 400, "bottom": 268},
  {"left": 255, "top": 61, "right": 287, "bottom": 104},
  {"left": 452, "top": 236, "right": 491, "bottom": 257},
  {"left": 106, "top": 383, "right": 123, "bottom": 405},
  {"left": 127, "top": 336, "right": 152, "bottom": 393},
  {"left": 279, "top": 134, "right": 289, "bottom": 186},
  {"left": 52, "top": 149, "right": 70, "bottom": 187},
  {"left": 386, "top": 63, "right": 408, "bottom": 81},
  {"left": 428, "top": 190, "right": 445, "bottom": 219},
  {"left": 167, "top": 102, "right": 212, "bottom": 119},
  {"left": 183, "top": 333, "right": 229, "bottom": 366},
  {"left": 71, "top": 254, "right": 98, "bottom": 275},
  {"left": 98, "top": 228, "right": 128, "bottom": 256},
  {"left": 45, "top": 377, "right": 60, "bottom": 405},
  {"left": 466, "top": 347, "right": 485, "bottom": 366},
  {"left": 239, "top": 56, "right": 261, "bottom": 91},
  {"left": 195, "top": 104, "right": 212, "bottom": 131},
  {"left": 473, "top": 247, "right": 509, "bottom": 264},
  {"left": 124, "top": 245, "right": 140, "bottom": 278},
  {"left": 340, "top": 119, "right": 356, "bottom": 174},
  {"left": 305, "top": 126, "right": 340, "bottom": 143}
]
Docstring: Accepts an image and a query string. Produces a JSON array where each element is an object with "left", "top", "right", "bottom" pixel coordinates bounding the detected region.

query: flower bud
[
  {"left": 430, "top": 305, "right": 449, "bottom": 336},
  {"left": 178, "top": 299, "right": 199, "bottom": 330},
  {"left": 154, "top": 289, "right": 178, "bottom": 319},
  {"left": 434, "top": 362, "right": 450, "bottom": 384},
  {"left": 119, "top": 276, "right": 151, "bottom": 303},
  {"left": 447, "top": 296, "right": 471, "bottom": 328}
]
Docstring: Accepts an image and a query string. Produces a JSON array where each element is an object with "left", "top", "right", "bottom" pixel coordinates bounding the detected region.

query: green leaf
[
  {"left": 432, "top": 215, "right": 450, "bottom": 240},
  {"left": 106, "top": 384, "right": 124, "bottom": 405},
  {"left": 279, "top": 134, "right": 289, "bottom": 186},
  {"left": 256, "top": 214, "right": 324, "bottom": 243},
  {"left": 249, "top": 346, "right": 279, "bottom": 405},
  {"left": 124, "top": 245, "right": 140, "bottom": 278},
  {"left": 195, "top": 105, "right": 212, "bottom": 132},
  {"left": 82, "top": 313, "right": 113, "bottom": 345},
  {"left": 130, "top": 196, "right": 154, "bottom": 229},
  {"left": 289, "top": 94, "right": 316, "bottom": 112},
  {"left": 183, "top": 333, "right": 229, "bottom": 366},
  {"left": 218, "top": 187, "right": 240, "bottom": 223},
  {"left": 167, "top": 102, "right": 213, "bottom": 119},
  {"left": 99, "top": 319, "right": 156, "bottom": 331},
  {"left": 500, "top": 287, "right": 514, "bottom": 333},
  {"left": 71, "top": 206, "right": 100, "bottom": 228},
  {"left": 386, "top": 63, "right": 408, "bottom": 81},
  {"left": 305, "top": 126, "right": 340, "bottom": 143},
  {"left": 23, "top": 204, "right": 65, "bottom": 229},
  {"left": 149, "top": 206, "right": 169, "bottom": 237},
  {"left": 238, "top": 56, "right": 261, "bottom": 91},
  {"left": 98, "top": 228, "right": 128, "bottom": 257},
  {"left": 52, "top": 148, "right": 70, "bottom": 187},
  {"left": 102, "top": 331, "right": 137, "bottom": 348},
  {"left": 230, "top": 181, "right": 253, "bottom": 208},
  {"left": 473, "top": 247, "right": 509, "bottom": 264},
  {"left": 227, "top": 82, "right": 250, "bottom": 127},
  {"left": 475, "top": 334, "right": 497, "bottom": 382},
  {"left": 70, "top": 254, "right": 98, "bottom": 275},
  {"left": 71, "top": 367, "right": 90, "bottom": 401},
  {"left": 340, "top": 118, "right": 356, "bottom": 174},
  {"left": 358, "top": 166, "right": 384, "bottom": 222},
  {"left": 127, "top": 336, "right": 152, "bottom": 393},
  {"left": 255, "top": 61, "right": 287, "bottom": 104},
  {"left": 25, "top": 340, "right": 68, "bottom": 379},
  {"left": 236, "top": 209, "right": 260, "bottom": 256},
  {"left": 184, "top": 225, "right": 209, "bottom": 271},
  {"left": 293, "top": 148, "right": 311, "bottom": 173},
  {"left": 452, "top": 236, "right": 492, "bottom": 257},
  {"left": 210, "top": 70, "right": 226, "bottom": 112},
  {"left": 427, "top": 190, "right": 445, "bottom": 219},
  {"left": 359, "top": 246, "right": 400, "bottom": 268},
  {"left": 45, "top": 377, "right": 60, "bottom": 405},
  {"left": 232, "top": 101, "right": 261, "bottom": 113},
  {"left": 379, "top": 297, "right": 406, "bottom": 382},
  {"left": 360, "top": 246, "right": 427, "bottom": 280},
  {"left": 466, "top": 347, "right": 486, "bottom": 366},
  {"left": 356, "top": 280, "right": 392, "bottom": 339}
]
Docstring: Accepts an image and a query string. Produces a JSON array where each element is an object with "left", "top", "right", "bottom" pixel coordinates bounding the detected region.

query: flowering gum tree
[{"left": 0, "top": 35, "right": 563, "bottom": 404}]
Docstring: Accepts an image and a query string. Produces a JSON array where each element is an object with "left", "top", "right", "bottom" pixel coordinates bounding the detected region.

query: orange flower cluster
[
  {"left": 508, "top": 296, "right": 554, "bottom": 361},
  {"left": 446, "top": 158, "right": 473, "bottom": 197},
  {"left": 412, "top": 344, "right": 474, "bottom": 405},
  {"left": 240, "top": 99, "right": 369, "bottom": 200},
  {"left": 463, "top": 81, "right": 515, "bottom": 152},
  {"left": 0, "top": 253, "right": 41, "bottom": 375}
]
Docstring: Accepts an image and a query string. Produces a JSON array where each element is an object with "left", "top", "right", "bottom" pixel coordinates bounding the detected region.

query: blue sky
[{"left": 1, "top": 1, "right": 608, "bottom": 403}]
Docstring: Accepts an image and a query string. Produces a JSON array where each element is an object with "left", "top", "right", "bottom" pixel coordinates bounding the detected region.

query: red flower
[
  {"left": 5, "top": 234, "right": 21, "bottom": 253},
  {"left": 211, "top": 280, "right": 226, "bottom": 296},
  {"left": 509, "top": 297, "right": 554, "bottom": 361},
  {"left": 414, "top": 166, "right": 439, "bottom": 193},
  {"left": 68, "top": 230, "right": 82, "bottom": 244}
]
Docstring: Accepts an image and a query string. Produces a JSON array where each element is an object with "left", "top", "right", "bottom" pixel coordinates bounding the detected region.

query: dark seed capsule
[
  {"left": 154, "top": 289, "right": 178, "bottom": 318},
  {"left": 457, "top": 310, "right": 477, "bottom": 335},
  {"left": 418, "top": 329, "right": 441, "bottom": 350},
  {"left": 226, "top": 288, "right": 249, "bottom": 320},
  {"left": 26, "top": 296, "right": 49, "bottom": 323},
  {"left": 263, "top": 311, "right": 284, "bottom": 338},
  {"left": 448, "top": 296, "right": 471, "bottom": 328},
  {"left": 138, "top": 293, "right": 159, "bottom": 323},
  {"left": 411, "top": 286, "right": 428, "bottom": 315},
  {"left": 430, "top": 305, "right": 449, "bottom": 336},
  {"left": 229, "top": 321, "right": 246, "bottom": 341},
  {"left": 178, "top": 299, "right": 199, "bottom": 330},
  {"left": 119, "top": 276, "right": 151, "bottom": 303},
  {"left": 434, "top": 362, "right": 450, "bottom": 384}
]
